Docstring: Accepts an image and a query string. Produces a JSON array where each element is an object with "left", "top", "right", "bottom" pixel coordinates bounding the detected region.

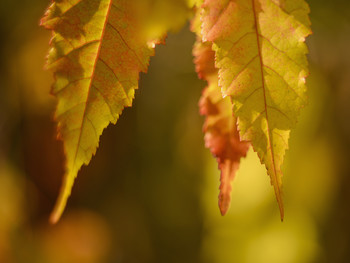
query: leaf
[
  {"left": 40, "top": 0, "right": 164, "bottom": 223},
  {"left": 41, "top": 0, "right": 154, "bottom": 223},
  {"left": 201, "top": 0, "right": 311, "bottom": 220},
  {"left": 148, "top": 0, "right": 195, "bottom": 36},
  {"left": 42, "top": 0, "right": 193, "bottom": 223},
  {"left": 194, "top": 40, "right": 250, "bottom": 215}
]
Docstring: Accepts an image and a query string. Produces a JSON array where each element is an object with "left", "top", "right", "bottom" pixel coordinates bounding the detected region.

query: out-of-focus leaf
[
  {"left": 142, "top": 0, "right": 194, "bottom": 39},
  {"left": 194, "top": 40, "right": 249, "bottom": 215},
  {"left": 201, "top": 0, "right": 311, "bottom": 219}
]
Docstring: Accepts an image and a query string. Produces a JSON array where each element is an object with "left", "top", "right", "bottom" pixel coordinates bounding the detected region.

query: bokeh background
[{"left": 1, "top": 0, "right": 350, "bottom": 262}]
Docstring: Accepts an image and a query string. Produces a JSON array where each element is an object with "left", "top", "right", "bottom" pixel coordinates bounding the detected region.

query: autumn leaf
[
  {"left": 201, "top": 0, "right": 311, "bottom": 220},
  {"left": 194, "top": 40, "right": 250, "bottom": 215},
  {"left": 143, "top": 0, "right": 195, "bottom": 40},
  {"left": 41, "top": 0, "right": 192, "bottom": 223},
  {"left": 41, "top": 0, "right": 312, "bottom": 222},
  {"left": 40, "top": 0, "right": 155, "bottom": 223}
]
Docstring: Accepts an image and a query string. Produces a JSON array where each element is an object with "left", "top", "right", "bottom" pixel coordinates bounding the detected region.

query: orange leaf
[{"left": 194, "top": 41, "right": 250, "bottom": 215}]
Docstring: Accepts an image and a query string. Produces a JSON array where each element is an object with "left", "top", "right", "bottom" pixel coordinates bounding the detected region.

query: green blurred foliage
[{"left": 0, "top": 0, "right": 350, "bottom": 262}]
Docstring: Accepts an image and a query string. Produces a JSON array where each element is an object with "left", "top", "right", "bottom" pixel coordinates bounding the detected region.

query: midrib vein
[
  {"left": 251, "top": 0, "right": 284, "bottom": 219},
  {"left": 72, "top": 0, "right": 113, "bottom": 168}
]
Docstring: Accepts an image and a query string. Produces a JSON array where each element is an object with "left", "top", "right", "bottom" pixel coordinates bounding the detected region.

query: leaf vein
[
  {"left": 241, "top": 86, "right": 262, "bottom": 104},
  {"left": 228, "top": 55, "right": 259, "bottom": 90},
  {"left": 258, "top": 34, "right": 304, "bottom": 70},
  {"left": 91, "top": 84, "right": 114, "bottom": 118},
  {"left": 48, "top": 39, "right": 99, "bottom": 66},
  {"left": 274, "top": 130, "right": 288, "bottom": 148},
  {"left": 98, "top": 58, "right": 131, "bottom": 104},
  {"left": 54, "top": 77, "right": 91, "bottom": 95},
  {"left": 106, "top": 22, "right": 146, "bottom": 69},
  {"left": 56, "top": 101, "right": 85, "bottom": 119},
  {"left": 72, "top": 0, "right": 113, "bottom": 169},
  {"left": 227, "top": 32, "right": 256, "bottom": 54},
  {"left": 266, "top": 105, "right": 289, "bottom": 120},
  {"left": 252, "top": 0, "right": 283, "bottom": 218},
  {"left": 263, "top": 64, "right": 305, "bottom": 103},
  {"left": 243, "top": 109, "right": 265, "bottom": 132}
]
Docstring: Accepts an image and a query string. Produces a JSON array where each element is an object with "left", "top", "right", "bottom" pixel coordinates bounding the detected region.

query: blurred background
[{"left": 0, "top": 0, "right": 350, "bottom": 262}]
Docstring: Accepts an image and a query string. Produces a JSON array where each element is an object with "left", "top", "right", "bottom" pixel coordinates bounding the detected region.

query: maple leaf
[
  {"left": 194, "top": 40, "right": 250, "bottom": 215},
  {"left": 201, "top": 0, "right": 311, "bottom": 220}
]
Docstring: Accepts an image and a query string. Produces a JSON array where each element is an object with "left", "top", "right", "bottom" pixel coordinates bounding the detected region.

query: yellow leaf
[
  {"left": 201, "top": 0, "right": 311, "bottom": 220},
  {"left": 41, "top": 0, "right": 160, "bottom": 223}
]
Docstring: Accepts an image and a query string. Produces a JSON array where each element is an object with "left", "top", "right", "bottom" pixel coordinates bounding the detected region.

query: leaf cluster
[{"left": 41, "top": 0, "right": 311, "bottom": 222}]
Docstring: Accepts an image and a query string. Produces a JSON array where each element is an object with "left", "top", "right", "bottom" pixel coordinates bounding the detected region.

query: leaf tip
[
  {"left": 278, "top": 199, "right": 284, "bottom": 222},
  {"left": 49, "top": 211, "right": 61, "bottom": 225},
  {"left": 49, "top": 170, "right": 77, "bottom": 224},
  {"left": 219, "top": 197, "right": 229, "bottom": 216},
  {"left": 275, "top": 190, "right": 284, "bottom": 222},
  {"left": 49, "top": 194, "right": 67, "bottom": 224}
]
